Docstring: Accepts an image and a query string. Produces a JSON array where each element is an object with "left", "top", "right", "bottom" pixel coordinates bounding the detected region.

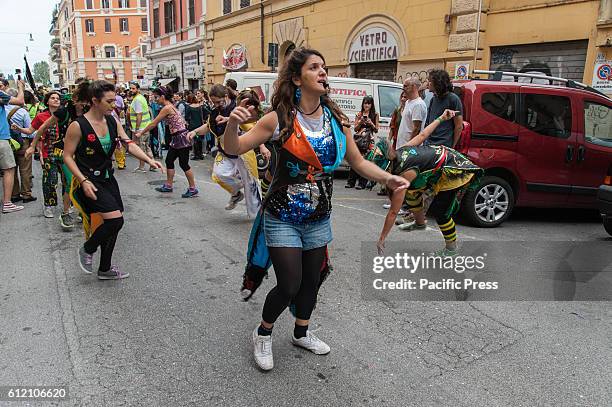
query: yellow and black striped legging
[{"left": 427, "top": 188, "right": 460, "bottom": 243}]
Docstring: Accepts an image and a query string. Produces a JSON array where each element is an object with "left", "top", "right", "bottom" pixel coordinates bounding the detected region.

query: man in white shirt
[{"left": 396, "top": 78, "right": 427, "bottom": 148}]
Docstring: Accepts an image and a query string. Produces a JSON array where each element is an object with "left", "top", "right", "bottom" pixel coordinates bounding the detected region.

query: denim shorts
[{"left": 263, "top": 211, "right": 333, "bottom": 250}]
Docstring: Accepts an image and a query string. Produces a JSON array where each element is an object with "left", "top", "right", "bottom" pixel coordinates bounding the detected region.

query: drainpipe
[
  {"left": 472, "top": 0, "right": 483, "bottom": 75},
  {"left": 181, "top": 50, "right": 184, "bottom": 90},
  {"left": 260, "top": 1, "right": 265, "bottom": 65},
  {"left": 179, "top": 0, "right": 184, "bottom": 41}
]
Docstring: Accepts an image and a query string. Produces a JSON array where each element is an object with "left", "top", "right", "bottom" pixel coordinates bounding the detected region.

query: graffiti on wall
[
  {"left": 395, "top": 70, "right": 430, "bottom": 84},
  {"left": 330, "top": 68, "right": 440, "bottom": 84},
  {"left": 490, "top": 42, "right": 588, "bottom": 83}
]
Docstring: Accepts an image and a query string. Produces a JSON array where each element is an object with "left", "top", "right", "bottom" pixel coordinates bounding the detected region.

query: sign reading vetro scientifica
[{"left": 349, "top": 27, "right": 398, "bottom": 64}]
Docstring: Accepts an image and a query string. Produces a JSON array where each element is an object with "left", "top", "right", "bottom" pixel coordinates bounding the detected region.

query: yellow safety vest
[{"left": 129, "top": 94, "right": 151, "bottom": 130}]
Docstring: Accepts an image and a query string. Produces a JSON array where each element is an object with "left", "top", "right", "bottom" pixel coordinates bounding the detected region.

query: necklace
[{"left": 297, "top": 103, "right": 321, "bottom": 116}]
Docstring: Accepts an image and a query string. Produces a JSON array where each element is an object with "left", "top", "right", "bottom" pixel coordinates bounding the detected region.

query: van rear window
[{"left": 378, "top": 86, "right": 403, "bottom": 118}]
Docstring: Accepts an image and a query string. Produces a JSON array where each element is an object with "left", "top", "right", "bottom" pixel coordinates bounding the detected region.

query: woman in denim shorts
[{"left": 223, "top": 48, "right": 410, "bottom": 371}]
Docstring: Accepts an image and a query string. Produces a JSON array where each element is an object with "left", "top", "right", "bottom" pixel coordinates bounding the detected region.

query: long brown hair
[{"left": 271, "top": 47, "right": 347, "bottom": 141}]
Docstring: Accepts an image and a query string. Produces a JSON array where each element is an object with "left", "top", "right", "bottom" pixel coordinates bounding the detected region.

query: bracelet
[
  {"left": 437, "top": 117, "right": 444, "bottom": 123},
  {"left": 80, "top": 177, "right": 90, "bottom": 184}
]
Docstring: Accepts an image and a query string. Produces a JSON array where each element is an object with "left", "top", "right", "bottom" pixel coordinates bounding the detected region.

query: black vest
[
  {"left": 74, "top": 115, "right": 118, "bottom": 178},
  {"left": 208, "top": 99, "right": 237, "bottom": 158},
  {"left": 264, "top": 110, "right": 334, "bottom": 223}
]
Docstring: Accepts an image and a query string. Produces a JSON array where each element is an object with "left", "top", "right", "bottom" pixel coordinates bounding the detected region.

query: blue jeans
[{"left": 263, "top": 211, "right": 332, "bottom": 250}]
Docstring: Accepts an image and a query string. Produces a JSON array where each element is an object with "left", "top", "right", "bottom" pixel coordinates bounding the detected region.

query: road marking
[
  {"left": 334, "top": 197, "right": 388, "bottom": 201},
  {"left": 335, "top": 202, "right": 480, "bottom": 240},
  {"left": 167, "top": 162, "right": 481, "bottom": 240}
]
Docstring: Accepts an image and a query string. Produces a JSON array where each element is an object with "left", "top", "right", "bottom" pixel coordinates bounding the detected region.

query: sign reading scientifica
[{"left": 349, "top": 27, "right": 398, "bottom": 64}]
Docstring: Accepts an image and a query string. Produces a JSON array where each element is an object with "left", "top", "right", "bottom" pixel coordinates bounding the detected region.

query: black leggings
[
  {"left": 165, "top": 147, "right": 191, "bottom": 171},
  {"left": 192, "top": 136, "right": 204, "bottom": 158},
  {"left": 262, "top": 246, "right": 327, "bottom": 323},
  {"left": 83, "top": 217, "right": 124, "bottom": 272},
  {"left": 428, "top": 188, "right": 460, "bottom": 223}
]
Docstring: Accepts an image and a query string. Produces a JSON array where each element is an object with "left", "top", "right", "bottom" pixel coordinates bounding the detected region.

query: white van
[{"left": 224, "top": 72, "right": 403, "bottom": 140}]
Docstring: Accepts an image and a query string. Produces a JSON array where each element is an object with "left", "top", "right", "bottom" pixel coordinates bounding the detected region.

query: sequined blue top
[
  {"left": 297, "top": 111, "right": 336, "bottom": 166},
  {"left": 267, "top": 111, "right": 337, "bottom": 224}
]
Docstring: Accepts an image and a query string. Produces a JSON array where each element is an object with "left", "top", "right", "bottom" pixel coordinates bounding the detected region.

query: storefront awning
[{"left": 157, "top": 77, "right": 178, "bottom": 86}]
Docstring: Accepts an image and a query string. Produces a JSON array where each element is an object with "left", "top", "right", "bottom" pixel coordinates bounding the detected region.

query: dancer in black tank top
[{"left": 63, "top": 80, "right": 162, "bottom": 280}]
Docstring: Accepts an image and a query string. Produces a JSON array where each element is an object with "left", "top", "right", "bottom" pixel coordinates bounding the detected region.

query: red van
[{"left": 453, "top": 71, "right": 612, "bottom": 227}]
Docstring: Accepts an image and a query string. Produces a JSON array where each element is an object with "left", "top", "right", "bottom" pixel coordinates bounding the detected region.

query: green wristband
[{"left": 437, "top": 117, "right": 444, "bottom": 123}]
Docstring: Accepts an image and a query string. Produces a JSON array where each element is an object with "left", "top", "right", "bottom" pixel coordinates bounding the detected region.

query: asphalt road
[{"left": 1, "top": 155, "right": 610, "bottom": 407}]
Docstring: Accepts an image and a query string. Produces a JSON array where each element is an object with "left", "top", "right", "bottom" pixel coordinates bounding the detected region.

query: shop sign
[
  {"left": 223, "top": 45, "right": 247, "bottom": 71},
  {"left": 327, "top": 83, "right": 373, "bottom": 117},
  {"left": 592, "top": 53, "right": 612, "bottom": 94},
  {"left": 349, "top": 27, "right": 398, "bottom": 64},
  {"left": 184, "top": 51, "right": 201, "bottom": 79}
]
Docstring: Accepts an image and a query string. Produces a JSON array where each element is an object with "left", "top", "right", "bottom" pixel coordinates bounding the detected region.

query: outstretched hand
[
  {"left": 377, "top": 239, "right": 385, "bottom": 255},
  {"left": 439, "top": 109, "right": 458, "bottom": 121},
  {"left": 228, "top": 99, "right": 257, "bottom": 126},
  {"left": 215, "top": 115, "right": 229, "bottom": 125},
  {"left": 149, "top": 160, "right": 164, "bottom": 173},
  {"left": 385, "top": 175, "right": 410, "bottom": 192}
]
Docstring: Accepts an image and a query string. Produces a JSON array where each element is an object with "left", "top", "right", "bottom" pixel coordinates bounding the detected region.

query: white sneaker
[
  {"left": 43, "top": 206, "right": 54, "bottom": 218},
  {"left": 291, "top": 331, "right": 331, "bottom": 355},
  {"left": 2, "top": 202, "right": 24, "bottom": 213},
  {"left": 252, "top": 327, "right": 273, "bottom": 371},
  {"left": 382, "top": 203, "right": 391, "bottom": 209}
]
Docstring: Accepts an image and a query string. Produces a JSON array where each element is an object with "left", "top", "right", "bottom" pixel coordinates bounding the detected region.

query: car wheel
[
  {"left": 604, "top": 216, "right": 612, "bottom": 237},
  {"left": 461, "top": 176, "right": 515, "bottom": 228}
]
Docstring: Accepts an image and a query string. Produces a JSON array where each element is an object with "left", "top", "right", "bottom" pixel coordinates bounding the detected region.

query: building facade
[
  {"left": 49, "top": 5, "right": 63, "bottom": 88},
  {"left": 204, "top": 0, "right": 612, "bottom": 96},
  {"left": 56, "top": 0, "right": 150, "bottom": 87},
  {"left": 146, "top": 0, "right": 206, "bottom": 91}
]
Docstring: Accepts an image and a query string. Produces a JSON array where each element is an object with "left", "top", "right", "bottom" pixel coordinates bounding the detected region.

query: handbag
[{"left": 7, "top": 106, "right": 24, "bottom": 151}]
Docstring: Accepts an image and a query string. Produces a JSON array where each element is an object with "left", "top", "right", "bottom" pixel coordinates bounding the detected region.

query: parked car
[
  {"left": 597, "top": 169, "right": 612, "bottom": 236},
  {"left": 454, "top": 71, "right": 612, "bottom": 227}
]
